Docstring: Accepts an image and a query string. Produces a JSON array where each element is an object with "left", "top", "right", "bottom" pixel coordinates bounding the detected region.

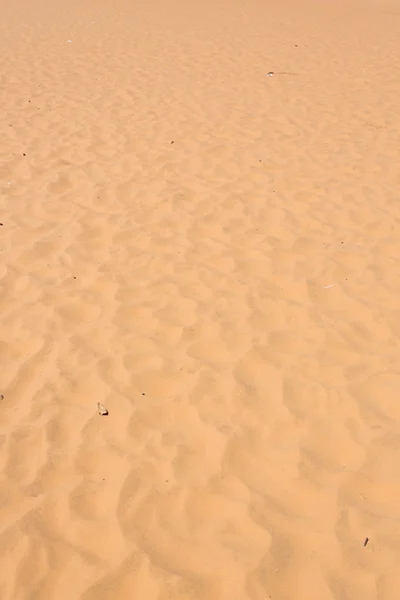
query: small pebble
[{"left": 97, "top": 402, "right": 109, "bottom": 416}]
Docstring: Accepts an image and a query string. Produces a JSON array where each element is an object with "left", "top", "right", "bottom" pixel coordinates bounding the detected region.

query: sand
[{"left": 1, "top": 0, "right": 400, "bottom": 598}]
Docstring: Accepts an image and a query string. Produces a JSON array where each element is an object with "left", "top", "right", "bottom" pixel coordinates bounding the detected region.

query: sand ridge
[{"left": 1, "top": 0, "right": 400, "bottom": 598}]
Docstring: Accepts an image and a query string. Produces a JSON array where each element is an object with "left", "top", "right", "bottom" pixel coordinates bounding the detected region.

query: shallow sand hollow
[{"left": 1, "top": 0, "right": 400, "bottom": 598}]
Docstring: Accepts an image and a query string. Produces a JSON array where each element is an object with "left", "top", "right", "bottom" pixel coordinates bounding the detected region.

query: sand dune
[{"left": 1, "top": 0, "right": 400, "bottom": 598}]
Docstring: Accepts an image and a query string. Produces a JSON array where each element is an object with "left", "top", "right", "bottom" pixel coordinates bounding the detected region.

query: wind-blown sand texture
[{"left": 1, "top": 0, "right": 400, "bottom": 598}]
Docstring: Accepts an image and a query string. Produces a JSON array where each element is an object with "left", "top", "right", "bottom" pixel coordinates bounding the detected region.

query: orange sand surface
[{"left": 1, "top": 0, "right": 400, "bottom": 598}]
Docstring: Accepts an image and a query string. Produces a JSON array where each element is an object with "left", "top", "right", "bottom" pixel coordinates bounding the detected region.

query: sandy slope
[{"left": 1, "top": 0, "right": 400, "bottom": 598}]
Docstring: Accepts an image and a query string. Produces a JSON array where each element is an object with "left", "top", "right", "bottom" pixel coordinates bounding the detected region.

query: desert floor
[{"left": 1, "top": 0, "right": 400, "bottom": 598}]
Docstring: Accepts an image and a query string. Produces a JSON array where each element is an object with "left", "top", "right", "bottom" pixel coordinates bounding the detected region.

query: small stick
[{"left": 364, "top": 537, "right": 369, "bottom": 547}]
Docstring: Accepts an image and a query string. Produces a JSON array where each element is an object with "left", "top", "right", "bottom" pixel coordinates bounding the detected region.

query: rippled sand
[{"left": 1, "top": 0, "right": 400, "bottom": 598}]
